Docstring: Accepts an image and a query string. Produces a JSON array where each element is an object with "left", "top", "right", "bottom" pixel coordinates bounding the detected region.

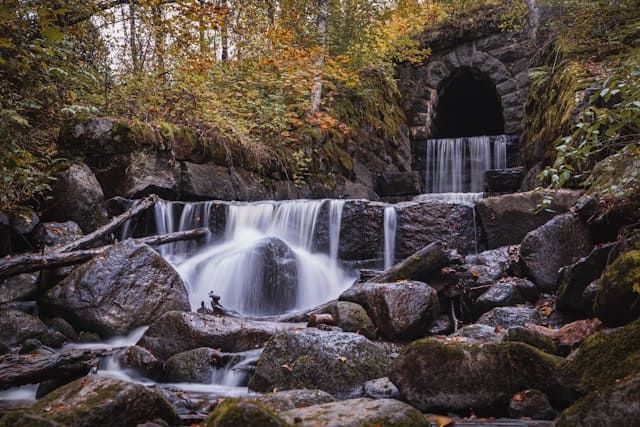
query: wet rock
[
  {"left": 504, "top": 326, "right": 556, "bottom": 354},
  {"left": 427, "top": 315, "right": 452, "bottom": 336},
  {"left": 0, "top": 412, "right": 66, "bottom": 427},
  {"left": 30, "top": 376, "right": 181, "bottom": 427},
  {"left": 19, "top": 338, "right": 43, "bottom": 353},
  {"left": 42, "top": 240, "right": 190, "bottom": 336},
  {"left": 389, "top": 339, "right": 569, "bottom": 412},
  {"left": 309, "top": 301, "right": 377, "bottom": 339},
  {"left": 484, "top": 167, "right": 524, "bottom": 194},
  {"left": 508, "top": 389, "right": 556, "bottom": 420},
  {"left": 525, "top": 319, "right": 603, "bottom": 354},
  {"left": 476, "top": 306, "right": 544, "bottom": 329},
  {"left": 280, "top": 398, "right": 427, "bottom": 427},
  {"left": 466, "top": 246, "right": 519, "bottom": 283},
  {"left": 115, "top": 345, "right": 163, "bottom": 380},
  {"left": 476, "top": 189, "right": 581, "bottom": 249},
  {"left": 33, "top": 221, "right": 83, "bottom": 248},
  {"left": 593, "top": 250, "right": 640, "bottom": 327},
  {"left": 0, "top": 212, "right": 10, "bottom": 256},
  {"left": 204, "top": 399, "right": 288, "bottom": 427},
  {"left": 375, "top": 172, "right": 422, "bottom": 196},
  {"left": 450, "top": 324, "right": 505, "bottom": 343},
  {"left": 0, "top": 273, "right": 38, "bottom": 305},
  {"left": 164, "top": 347, "right": 224, "bottom": 383},
  {"left": 47, "top": 317, "right": 78, "bottom": 341},
  {"left": 395, "top": 201, "right": 476, "bottom": 257},
  {"left": 255, "top": 389, "right": 336, "bottom": 412},
  {"left": 181, "top": 162, "right": 236, "bottom": 200},
  {"left": 335, "top": 200, "right": 385, "bottom": 260},
  {"left": 372, "top": 241, "right": 452, "bottom": 284},
  {"left": 339, "top": 281, "right": 439, "bottom": 340},
  {"left": 364, "top": 377, "right": 401, "bottom": 399},
  {"left": 229, "top": 167, "right": 270, "bottom": 201},
  {"left": 8, "top": 208, "right": 40, "bottom": 251},
  {"left": 475, "top": 281, "right": 525, "bottom": 314},
  {"left": 561, "top": 319, "right": 640, "bottom": 394},
  {"left": 556, "top": 373, "right": 640, "bottom": 427},
  {"left": 138, "top": 311, "right": 297, "bottom": 360},
  {"left": 44, "top": 163, "right": 109, "bottom": 233},
  {"left": 0, "top": 309, "right": 48, "bottom": 348},
  {"left": 58, "top": 117, "right": 135, "bottom": 157},
  {"left": 249, "top": 329, "right": 391, "bottom": 398},
  {"left": 520, "top": 213, "right": 593, "bottom": 291}
]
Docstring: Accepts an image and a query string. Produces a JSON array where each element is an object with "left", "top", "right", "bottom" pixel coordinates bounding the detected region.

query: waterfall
[
  {"left": 383, "top": 207, "right": 397, "bottom": 270},
  {"left": 154, "top": 200, "right": 213, "bottom": 257},
  {"left": 425, "top": 135, "right": 507, "bottom": 195},
  {"left": 156, "top": 200, "right": 355, "bottom": 316}
]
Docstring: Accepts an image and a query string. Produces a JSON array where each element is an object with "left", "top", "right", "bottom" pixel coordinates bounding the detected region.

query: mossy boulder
[
  {"left": 556, "top": 373, "right": 640, "bottom": 427},
  {"left": 204, "top": 399, "right": 289, "bottom": 427},
  {"left": 388, "top": 339, "right": 571, "bottom": 413},
  {"left": 0, "top": 412, "right": 66, "bottom": 427},
  {"left": 309, "top": 301, "right": 377, "bottom": 339},
  {"left": 504, "top": 326, "right": 556, "bottom": 354},
  {"left": 279, "top": 398, "right": 428, "bottom": 427},
  {"left": 29, "top": 376, "right": 181, "bottom": 427},
  {"left": 163, "top": 347, "right": 224, "bottom": 383},
  {"left": 254, "top": 389, "right": 336, "bottom": 412},
  {"left": 58, "top": 117, "right": 136, "bottom": 157},
  {"left": 249, "top": 329, "right": 392, "bottom": 398},
  {"left": 593, "top": 250, "right": 640, "bottom": 327},
  {"left": 560, "top": 319, "right": 640, "bottom": 394}
]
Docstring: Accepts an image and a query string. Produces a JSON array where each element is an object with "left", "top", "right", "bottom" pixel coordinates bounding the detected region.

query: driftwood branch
[
  {"left": 55, "top": 195, "right": 158, "bottom": 253},
  {"left": 370, "top": 241, "right": 450, "bottom": 283},
  {"left": 0, "top": 228, "right": 208, "bottom": 279}
]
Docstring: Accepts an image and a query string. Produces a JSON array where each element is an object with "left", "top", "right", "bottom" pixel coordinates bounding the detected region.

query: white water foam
[{"left": 383, "top": 206, "right": 397, "bottom": 270}]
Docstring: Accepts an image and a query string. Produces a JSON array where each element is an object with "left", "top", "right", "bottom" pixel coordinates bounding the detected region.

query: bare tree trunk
[
  {"left": 129, "top": 0, "right": 140, "bottom": 73},
  {"left": 309, "top": 0, "right": 328, "bottom": 114},
  {"left": 152, "top": 2, "right": 165, "bottom": 74},
  {"left": 220, "top": 0, "right": 229, "bottom": 60}
]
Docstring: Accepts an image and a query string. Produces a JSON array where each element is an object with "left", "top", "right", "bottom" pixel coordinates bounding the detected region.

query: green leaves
[{"left": 42, "top": 27, "right": 64, "bottom": 43}]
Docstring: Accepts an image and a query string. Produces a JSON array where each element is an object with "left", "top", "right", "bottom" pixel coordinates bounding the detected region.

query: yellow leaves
[{"left": 426, "top": 415, "right": 454, "bottom": 427}]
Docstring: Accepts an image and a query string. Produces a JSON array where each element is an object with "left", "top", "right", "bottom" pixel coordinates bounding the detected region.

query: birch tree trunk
[{"left": 309, "top": 0, "right": 328, "bottom": 114}]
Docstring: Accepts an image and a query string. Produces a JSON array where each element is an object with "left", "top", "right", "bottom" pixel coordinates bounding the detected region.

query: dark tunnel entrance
[{"left": 432, "top": 67, "right": 504, "bottom": 138}]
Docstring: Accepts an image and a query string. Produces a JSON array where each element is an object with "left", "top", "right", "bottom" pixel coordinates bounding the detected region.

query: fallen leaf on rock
[
  {"left": 426, "top": 415, "right": 453, "bottom": 427},
  {"left": 281, "top": 364, "right": 293, "bottom": 372},
  {"left": 526, "top": 319, "right": 603, "bottom": 346}
]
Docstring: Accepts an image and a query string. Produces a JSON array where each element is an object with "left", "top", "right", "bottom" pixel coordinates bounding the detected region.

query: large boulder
[
  {"left": 44, "top": 163, "right": 109, "bottom": 233},
  {"left": 476, "top": 189, "right": 581, "bottom": 249},
  {"left": 42, "top": 241, "right": 190, "bottom": 336},
  {"left": 0, "top": 273, "right": 38, "bottom": 305},
  {"left": 204, "top": 399, "right": 288, "bottom": 427},
  {"left": 181, "top": 162, "right": 236, "bottom": 200},
  {"left": 280, "top": 398, "right": 428, "bottom": 427},
  {"left": 375, "top": 172, "right": 422, "bottom": 197},
  {"left": 137, "top": 311, "right": 297, "bottom": 360},
  {"left": 556, "top": 373, "right": 640, "bottom": 427},
  {"left": 0, "top": 309, "right": 49, "bottom": 348},
  {"left": 508, "top": 389, "right": 557, "bottom": 420},
  {"left": 339, "top": 281, "right": 439, "bottom": 340},
  {"left": 476, "top": 306, "right": 544, "bottom": 329},
  {"left": 335, "top": 200, "right": 385, "bottom": 261},
  {"left": 389, "top": 339, "right": 569, "bottom": 412},
  {"left": 593, "top": 250, "right": 640, "bottom": 327},
  {"left": 58, "top": 117, "right": 136, "bottom": 157},
  {"left": 33, "top": 221, "right": 83, "bottom": 248},
  {"left": 29, "top": 376, "right": 181, "bottom": 426},
  {"left": 164, "top": 347, "right": 224, "bottom": 383},
  {"left": 557, "top": 243, "right": 618, "bottom": 316},
  {"left": 309, "top": 301, "right": 377, "bottom": 339},
  {"left": 474, "top": 281, "right": 526, "bottom": 315},
  {"left": 249, "top": 329, "right": 392, "bottom": 398},
  {"left": 395, "top": 200, "right": 476, "bottom": 257},
  {"left": 229, "top": 167, "right": 271, "bottom": 201},
  {"left": 520, "top": 213, "right": 593, "bottom": 291},
  {"left": 255, "top": 389, "right": 336, "bottom": 412},
  {"left": 484, "top": 167, "right": 524, "bottom": 194}
]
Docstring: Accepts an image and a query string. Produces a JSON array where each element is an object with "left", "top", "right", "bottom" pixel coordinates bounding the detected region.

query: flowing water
[{"left": 383, "top": 207, "right": 397, "bottom": 270}]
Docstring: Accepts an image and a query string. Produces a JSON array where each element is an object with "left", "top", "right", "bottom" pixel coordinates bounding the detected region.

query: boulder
[
  {"left": 164, "top": 347, "right": 224, "bottom": 383},
  {"left": 181, "top": 162, "right": 236, "bottom": 200},
  {"left": 504, "top": 326, "right": 556, "bottom": 354},
  {"left": 484, "top": 167, "right": 524, "bottom": 194},
  {"left": 556, "top": 243, "right": 617, "bottom": 316},
  {"left": 525, "top": 320, "right": 603, "bottom": 354},
  {"left": 0, "top": 273, "right": 38, "bottom": 305},
  {"left": 335, "top": 200, "right": 385, "bottom": 260},
  {"left": 0, "top": 310, "right": 49, "bottom": 348},
  {"left": 33, "top": 221, "right": 83, "bottom": 248},
  {"left": 58, "top": 117, "right": 136, "bottom": 157},
  {"left": 44, "top": 163, "right": 109, "bottom": 233},
  {"left": 42, "top": 241, "right": 190, "bottom": 336},
  {"left": 476, "top": 306, "right": 544, "bottom": 329},
  {"left": 255, "top": 389, "right": 336, "bottom": 412},
  {"left": 339, "top": 281, "right": 439, "bottom": 340},
  {"left": 561, "top": 319, "right": 640, "bottom": 394},
  {"left": 450, "top": 324, "right": 506, "bottom": 343},
  {"left": 29, "top": 376, "right": 181, "bottom": 426},
  {"left": 138, "top": 311, "right": 297, "bottom": 360},
  {"left": 593, "top": 250, "right": 640, "bottom": 327},
  {"left": 204, "top": 399, "right": 288, "bottom": 427},
  {"left": 465, "top": 246, "right": 519, "bottom": 284},
  {"left": 520, "top": 213, "right": 593, "bottom": 291},
  {"left": 395, "top": 201, "right": 476, "bottom": 257},
  {"left": 556, "top": 373, "right": 640, "bottom": 427},
  {"left": 474, "top": 281, "right": 525, "bottom": 314},
  {"left": 94, "top": 152, "right": 181, "bottom": 199},
  {"left": 364, "top": 377, "right": 401, "bottom": 400},
  {"left": 280, "top": 398, "right": 428, "bottom": 427},
  {"left": 0, "top": 412, "right": 66, "bottom": 427},
  {"left": 476, "top": 189, "right": 581, "bottom": 249},
  {"left": 115, "top": 345, "right": 163, "bottom": 380},
  {"left": 249, "top": 329, "right": 392, "bottom": 398},
  {"left": 375, "top": 172, "right": 422, "bottom": 197},
  {"left": 309, "top": 301, "right": 377, "bottom": 339},
  {"left": 389, "top": 339, "right": 569, "bottom": 412},
  {"left": 0, "top": 212, "right": 10, "bottom": 256},
  {"left": 229, "top": 167, "right": 271, "bottom": 201},
  {"left": 8, "top": 208, "right": 40, "bottom": 251},
  {"left": 508, "top": 389, "right": 556, "bottom": 420}
]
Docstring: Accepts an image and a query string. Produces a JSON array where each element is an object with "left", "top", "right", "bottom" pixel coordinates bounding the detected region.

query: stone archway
[{"left": 432, "top": 66, "right": 505, "bottom": 138}]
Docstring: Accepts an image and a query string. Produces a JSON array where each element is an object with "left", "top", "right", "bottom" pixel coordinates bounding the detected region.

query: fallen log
[
  {"left": 370, "top": 241, "right": 450, "bottom": 283},
  {"left": 0, "top": 228, "right": 208, "bottom": 279},
  {"left": 0, "top": 349, "right": 107, "bottom": 391},
  {"left": 55, "top": 195, "right": 158, "bottom": 253}
]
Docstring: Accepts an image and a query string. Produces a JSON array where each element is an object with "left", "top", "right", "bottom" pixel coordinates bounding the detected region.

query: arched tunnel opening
[{"left": 432, "top": 67, "right": 504, "bottom": 138}]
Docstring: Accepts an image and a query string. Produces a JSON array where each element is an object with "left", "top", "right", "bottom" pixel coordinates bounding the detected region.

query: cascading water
[
  {"left": 424, "top": 135, "right": 507, "bottom": 196},
  {"left": 383, "top": 207, "right": 397, "bottom": 270},
  {"left": 157, "top": 199, "right": 355, "bottom": 316}
]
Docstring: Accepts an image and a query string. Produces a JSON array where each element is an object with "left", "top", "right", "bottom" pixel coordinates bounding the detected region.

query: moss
[
  {"left": 205, "top": 399, "right": 290, "bottom": 427},
  {"left": 561, "top": 319, "right": 640, "bottom": 393},
  {"left": 593, "top": 250, "right": 640, "bottom": 326}
]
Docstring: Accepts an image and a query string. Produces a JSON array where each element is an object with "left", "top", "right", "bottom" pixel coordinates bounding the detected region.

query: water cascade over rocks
[
  {"left": 155, "top": 199, "right": 355, "bottom": 316},
  {"left": 423, "top": 135, "right": 507, "bottom": 199},
  {"left": 384, "top": 206, "right": 397, "bottom": 270}
]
